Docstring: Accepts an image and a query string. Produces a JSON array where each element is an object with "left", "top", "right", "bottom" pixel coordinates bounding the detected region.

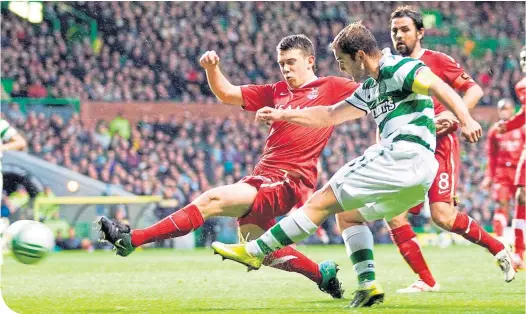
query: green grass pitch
[{"left": 2, "top": 245, "right": 524, "bottom": 313}]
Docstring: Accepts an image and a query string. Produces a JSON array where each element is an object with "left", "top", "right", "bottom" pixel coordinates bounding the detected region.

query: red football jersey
[
  {"left": 486, "top": 125, "right": 525, "bottom": 178},
  {"left": 503, "top": 78, "right": 526, "bottom": 133},
  {"left": 418, "top": 49, "right": 477, "bottom": 115},
  {"left": 241, "top": 76, "right": 359, "bottom": 188}
]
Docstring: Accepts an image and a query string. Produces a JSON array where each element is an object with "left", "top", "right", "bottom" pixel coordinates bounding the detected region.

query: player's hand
[
  {"left": 435, "top": 111, "right": 459, "bottom": 137},
  {"left": 460, "top": 116, "right": 482, "bottom": 143},
  {"left": 256, "top": 107, "right": 285, "bottom": 125},
  {"left": 495, "top": 120, "right": 507, "bottom": 134},
  {"left": 199, "top": 50, "right": 220, "bottom": 70},
  {"left": 481, "top": 177, "right": 492, "bottom": 190}
]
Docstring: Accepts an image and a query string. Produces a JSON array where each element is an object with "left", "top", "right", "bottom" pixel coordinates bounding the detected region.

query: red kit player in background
[
  {"left": 490, "top": 47, "right": 526, "bottom": 269},
  {"left": 336, "top": 6, "right": 512, "bottom": 293},
  {"left": 483, "top": 99, "right": 525, "bottom": 243},
  {"left": 97, "top": 34, "right": 359, "bottom": 298}
]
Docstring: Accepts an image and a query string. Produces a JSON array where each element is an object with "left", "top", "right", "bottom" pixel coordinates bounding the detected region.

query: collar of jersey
[
  {"left": 413, "top": 48, "right": 427, "bottom": 60},
  {"left": 288, "top": 76, "right": 319, "bottom": 92}
]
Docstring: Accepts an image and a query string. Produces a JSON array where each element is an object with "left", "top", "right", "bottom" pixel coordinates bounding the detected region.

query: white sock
[
  {"left": 247, "top": 210, "right": 319, "bottom": 257},
  {"left": 341, "top": 224, "right": 376, "bottom": 285}
]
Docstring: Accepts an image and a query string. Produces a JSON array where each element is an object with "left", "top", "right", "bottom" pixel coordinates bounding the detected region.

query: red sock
[
  {"left": 263, "top": 246, "right": 322, "bottom": 285},
  {"left": 131, "top": 204, "right": 204, "bottom": 247},
  {"left": 513, "top": 204, "right": 525, "bottom": 256},
  {"left": 451, "top": 212, "right": 504, "bottom": 255},
  {"left": 492, "top": 207, "right": 507, "bottom": 237},
  {"left": 390, "top": 225, "right": 436, "bottom": 287}
]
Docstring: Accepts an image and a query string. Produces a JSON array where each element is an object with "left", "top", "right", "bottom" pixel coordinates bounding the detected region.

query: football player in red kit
[
  {"left": 335, "top": 6, "right": 512, "bottom": 293},
  {"left": 97, "top": 35, "right": 359, "bottom": 298},
  {"left": 492, "top": 47, "right": 526, "bottom": 269},
  {"left": 483, "top": 99, "right": 525, "bottom": 242}
]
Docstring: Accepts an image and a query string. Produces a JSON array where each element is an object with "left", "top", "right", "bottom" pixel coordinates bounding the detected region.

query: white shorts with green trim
[{"left": 329, "top": 141, "right": 438, "bottom": 221}]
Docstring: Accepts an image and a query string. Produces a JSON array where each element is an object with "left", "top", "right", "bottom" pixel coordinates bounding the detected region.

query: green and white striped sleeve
[
  {"left": 344, "top": 80, "right": 373, "bottom": 114},
  {"left": 383, "top": 58, "right": 427, "bottom": 93}
]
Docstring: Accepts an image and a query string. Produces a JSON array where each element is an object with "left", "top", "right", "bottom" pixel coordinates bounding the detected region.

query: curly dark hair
[{"left": 390, "top": 5, "right": 424, "bottom": 31}]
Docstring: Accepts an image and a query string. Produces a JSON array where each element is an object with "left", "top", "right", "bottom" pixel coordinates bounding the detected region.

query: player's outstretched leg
[
  {"left": 241, "top": 220, "right": 344, "bottom": 298},
  {"left": 97, "top": 183, "right": 257, "bottom": 256},
  {"left": 340, "top": 224, "right": 384, "bottom": 308},
  {"left": 96, "top": 203, "right": 204, "bottom": 257},
  {"left": 262, "top": 247, "right": 344, "bottom": 298},
  {"left": 211, "top": 184, "right": 339, "bottom": 270},
  {"left": 431, "top": 202, "right": 516, "bottom": 282},
  {"left": 387, "top": 209, "right": 439, "bottom": 293},
  {"left": 512, "top": 187, "right": 525, "bottom": 270},
  {"left": 212, "top": 184, "right": 384, "bottom": 307}
]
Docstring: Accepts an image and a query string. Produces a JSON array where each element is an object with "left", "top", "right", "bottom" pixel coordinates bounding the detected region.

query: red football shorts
[
  {"left": 515, "top": 150, "right": 526, "bottom": 187},
  {"left": 492, "top": 167, "right": 517, "bottom": 202},
  {"left": 409, "top": 134, "right": 460, "bottom": 215},
  {"left": 237, "top": 171, "right": 302, "bottom": 230}
]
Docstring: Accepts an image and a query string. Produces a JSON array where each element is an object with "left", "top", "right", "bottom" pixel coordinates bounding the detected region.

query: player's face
[
  {"left": 498, "top": 103, "right": 515, "bottom": 120},
  {"left": 520, "top": 49, "right": 526, "bottom": 73},
  {"left": 333, "top": 47, "right": 366, "bottom": 81},
  {"left": 391, "top": 17, "right": 422, "bottom": 57},
  {"left": 277, "top": 49, "right": 315, "bottom": 88}
]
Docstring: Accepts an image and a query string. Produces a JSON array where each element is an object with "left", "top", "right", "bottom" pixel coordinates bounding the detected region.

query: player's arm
[
  {"left": 482, "top": 128, "right": 497, "bottom": 189},
  {"left": 440, "top": 53, "right": 483, "bottom": 110},
  {"left": 412, "top": 67, "right": 482, "bottom": 142},
  {"left": 3, "top": 133, "right": 27, "bottom": 151},
  {"left": 0, "top": 120, "right": 26, "bottom": 151},
  {"left": 199, "top": 50, "right": 243, "bottom": 106},
  {"left": 498, "top": 106, "right": 525, "bottom": 133},
  {"left": 256, "top": 100, "right": 367, "bottom": 128},
  {"left": 461, "top": 84, "right": 483, "bottom": 110}
]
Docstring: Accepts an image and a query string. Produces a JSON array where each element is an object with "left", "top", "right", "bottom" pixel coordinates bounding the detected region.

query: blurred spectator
[
  {"left": 112, "top": 204, "right": 130, "bottom": 226},
  {"left": 55, "top": 230, "right": 66, "bottom": 251},
  {"left": 1, "top": 192, "right": 16, "bottom": 219},
  {"left": 109, "top": 113, "right": 131, "bottom": 140},
  {"left": 8, "top": 185, "right": 29, "bottom": 213},
  {"left": 57, "top": 227, "right": 93, "bottom": 251},
  {"left": 62, "top": 227, "right": 82, "bottom": 250},
  {"left": 35, "top": 185, "right": 60, "bottom": 221}
]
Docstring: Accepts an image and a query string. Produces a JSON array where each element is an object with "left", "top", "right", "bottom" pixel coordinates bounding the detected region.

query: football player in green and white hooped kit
[{"left": 210, "top": 22, "right": 515, "bottom": 308}]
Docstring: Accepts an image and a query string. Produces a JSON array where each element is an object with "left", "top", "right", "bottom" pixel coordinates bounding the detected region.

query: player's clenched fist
[
  {"left": 460, "top": 117, "right": 482, "bottom": 143},
  {"left": 256, "top": 107, "right": 285, "bottom": 124},
  {"left": 199, "top": 50, "right": 220, "bottom": 70}
]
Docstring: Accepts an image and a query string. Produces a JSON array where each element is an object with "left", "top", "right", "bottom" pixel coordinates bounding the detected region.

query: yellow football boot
[
  {"left": 211, "top": 242, "right": 264, "bottom": 271},
  {"left": 348, "top": 282, "right": 385, "bottom": 308}
]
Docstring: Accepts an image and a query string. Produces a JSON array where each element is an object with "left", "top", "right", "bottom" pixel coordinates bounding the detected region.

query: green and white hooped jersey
[
  {"left": 0, "top": 118, "right": 18, "bottom": 162},
  {"left": 346, "top": 48, "right": 436, "bottom": 153}
]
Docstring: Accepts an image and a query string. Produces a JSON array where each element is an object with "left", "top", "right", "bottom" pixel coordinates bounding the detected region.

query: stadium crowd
[
  {"left": 1, "top": 2, "right": 524, "bottom": 105},
  {"left": 2, "top": 103, "right": 497, "bottom": 243}
]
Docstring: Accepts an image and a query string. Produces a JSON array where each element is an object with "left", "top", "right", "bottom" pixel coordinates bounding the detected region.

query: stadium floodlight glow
[
  {"left": 8, "top": 1, "right": 43, "bottom": 24},
  {"left": 66, "top": 180, "right": 80, "bottom": 193}
]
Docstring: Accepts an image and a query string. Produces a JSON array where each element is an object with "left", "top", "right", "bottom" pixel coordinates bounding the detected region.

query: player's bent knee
[
  {"left": 387, "top": 212, "right": 409, "bottom": 230},
  {"left": 430, "top": 202, "right": 457, "bottom": 230},
  {"left": 192, "top": 189, "right": 225, "bottom": 217},
  {"left": 336, "top": 212, "right": 363, "bottom": 231}
]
